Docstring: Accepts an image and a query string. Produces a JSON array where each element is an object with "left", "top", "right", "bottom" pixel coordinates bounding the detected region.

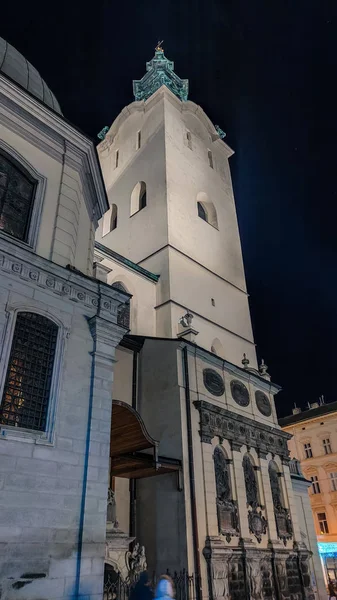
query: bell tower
[{"left": 96, "top": 45, "right": 257, "bottom": 367}]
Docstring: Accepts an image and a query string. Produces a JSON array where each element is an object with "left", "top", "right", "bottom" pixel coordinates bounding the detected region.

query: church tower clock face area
[{"left": 96, "top": 46, "right": 256, "bottom": 368}]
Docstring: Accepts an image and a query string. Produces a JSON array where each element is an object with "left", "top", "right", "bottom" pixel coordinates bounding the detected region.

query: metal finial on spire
[
  {"left": 156, "top": 40, "right": 164, "bottom": 52},
  {"left": 242, "top": 353, "right": 249, "bottom": 368}
]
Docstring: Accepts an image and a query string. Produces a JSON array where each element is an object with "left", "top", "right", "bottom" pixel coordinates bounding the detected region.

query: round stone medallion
[
  {"left": 255, "top": 390, "right": 272, "bottom": 417},
  {"left": 203, "top": 369, "right": 225, "bottom": 397},
  {"left": 230, "top": 380, "right": 250, "bottom": 407}
]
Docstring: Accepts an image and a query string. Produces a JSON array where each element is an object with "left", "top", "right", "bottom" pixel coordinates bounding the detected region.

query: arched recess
[
  {"left": 211, "top": 338, "right": 224, "bottom": 357},
  {"left": 242, "top": 453, "right": 259, "bottom": 509},
  {"left": 196, "top": 192, "right": 218, "bottom": 228},
  {"left": 213, "top": 445, "right": 239, "bottom": 539},
  {"left": 102, "top": 204, "right": 118, "bottom": 236},
  {"left": 112, "top": 281, "right": 131, "bottom": 329},
  {"left": 131, "top": 181, "right": 147, "bottom": 216},
  {"left": 110, "top": 204, "right": 118, "bottom": 231},
  {"left": 269, "top": 460, "right": 293, "bottom": 544}
]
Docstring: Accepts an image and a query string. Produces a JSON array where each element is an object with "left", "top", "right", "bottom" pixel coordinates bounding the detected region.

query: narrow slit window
[
  {"left": 208, "top": 150, "right": 214, "bottom": 169},
  {"left": 115, "top": 150, "right": 119, "bottom": 169},
  {"left": 186, "top": 131, "right": 192, "bottom": 150},
  {"left": 137, "top": 131, "right": 141, "bottom": 149}
]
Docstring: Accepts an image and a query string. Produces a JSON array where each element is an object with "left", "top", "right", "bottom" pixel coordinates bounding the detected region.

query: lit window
[
  {"left": 0, "top": 149, "right": 36, "bottom": 242},
  {"left": 0, "top": 313, "right": 58, "bottom": 431},
  {"left": 304, "top": 442, "right": 313, "bottom": 458},
  {"left": 115, "top": 150, "right": 119, "bottom": 169},
  {"left": 186, "top": 131, "right": 192, "bottom": 150},
  {"left": 323, "top": 438, "right": 332, "bottom": 455},
  {"left": 317, "top": 512, "right": 329, "bottom": 534},
  {"left": 208, "top": 150, "right": 213, "bottom": 169},
  {"left": 330, "top": 472, "right": 337, "bottom": 492},
  {"left": 310, "top": 476, "right": 320, "bottom": 495}
]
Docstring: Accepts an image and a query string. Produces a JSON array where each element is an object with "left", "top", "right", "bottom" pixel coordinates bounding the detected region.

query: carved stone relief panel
[
  {"left": 214, "top": 446, "right": 239, "bottom": 541},
  {"left": 194, "top": 400, "right": 291, "bottom": 460},
  {"left": 230, "top": 380, "right": 250, "bottom": 407},
  {"left": 203, "top": 368, "right": 225, "bottom": 397}
]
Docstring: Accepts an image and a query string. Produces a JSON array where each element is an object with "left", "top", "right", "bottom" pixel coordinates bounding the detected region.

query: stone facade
[{"left": 0, "top": 49, "right": 128, "bottom": 600}]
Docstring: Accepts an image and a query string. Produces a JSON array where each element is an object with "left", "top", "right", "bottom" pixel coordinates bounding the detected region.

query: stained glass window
[
  {"left": 0, "top": 150, "right": 36, "bottom": 242},
  {"left": 0, "top": 313, "right": 58, "bottom": 431}
]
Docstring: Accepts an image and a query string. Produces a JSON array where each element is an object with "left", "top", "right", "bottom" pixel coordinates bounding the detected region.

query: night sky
[{"left": 2, "top": 1, "right": 337, "bottom": 417}]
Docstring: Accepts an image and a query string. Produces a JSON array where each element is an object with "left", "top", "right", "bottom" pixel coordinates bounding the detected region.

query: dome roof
[{"left": 0, "top": 37, "right": 62, "bottom": 114}]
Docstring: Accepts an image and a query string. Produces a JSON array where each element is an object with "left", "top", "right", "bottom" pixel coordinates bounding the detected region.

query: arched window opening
[
  {"left": 196, "top": 192, "right": 218, "bottom": 229},
  {"left": 0, "top": 312, "right": 58, "bottom": 431},
  {"left": 131, "top": 181, "right": 147, "bottom": 215},
  {"left": 113, "top": 282, "right": 130, "bottom": 329},
  {"left": 243, "top": 454, "right": 259, "bottom": 509},
  {"left": 269, "top": 461, "right": 293, "bottom": 544},
  {"left": 0, "top": 149, "right": 36, "bottom": 242},
  {"left": 110, "top": 204, "right": 118, "bottom": 231},
  {"left": 197, "top": 202, "right": 207, "bottom": 222},
  {"left": 214, "top": 446, "right": 239, "bottom": 539}
]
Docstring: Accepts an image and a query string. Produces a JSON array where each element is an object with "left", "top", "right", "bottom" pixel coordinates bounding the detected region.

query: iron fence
[{"left": 103, "top": 569, "right": 198, "bottom": 600}]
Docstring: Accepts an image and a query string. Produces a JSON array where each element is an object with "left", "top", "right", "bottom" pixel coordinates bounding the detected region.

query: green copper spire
[{"left": 133, "top": 42, "right": 189, "bottom": 103}]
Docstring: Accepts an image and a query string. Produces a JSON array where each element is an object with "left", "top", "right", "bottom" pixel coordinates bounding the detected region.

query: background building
[{"left": 280, "top": 400, "right": 337, "bottom": 586}]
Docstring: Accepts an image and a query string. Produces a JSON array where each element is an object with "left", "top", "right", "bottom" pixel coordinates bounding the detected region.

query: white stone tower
[{"left": 96, "top": 43, "right": 257, "bottom": 368}]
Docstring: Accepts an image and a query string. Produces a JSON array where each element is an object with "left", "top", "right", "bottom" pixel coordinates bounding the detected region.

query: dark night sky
[{"left": 2, "top": 1, "right": 337, "bottom": 417}]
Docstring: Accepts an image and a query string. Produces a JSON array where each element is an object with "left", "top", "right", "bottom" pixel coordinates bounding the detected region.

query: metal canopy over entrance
[{"left": 110, "top": 400, "right": 180, "bottom": 479}]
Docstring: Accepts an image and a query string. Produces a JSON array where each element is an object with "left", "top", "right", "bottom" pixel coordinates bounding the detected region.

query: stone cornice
[
  {"left": 182, "top": 342, "right": 281, "bottom": 395},
  {"left": 0, "top": 237, "right": 128, "bottom": 322},
  {"left": 194, "top": 399, "right": 291, "bottom": 458}
]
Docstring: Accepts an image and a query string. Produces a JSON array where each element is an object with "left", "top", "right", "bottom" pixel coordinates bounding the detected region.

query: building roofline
[
  {"left": 95, "top": 242, "right": 160, "bottom": 282},
  {"left": 279, "top": 400, "right": 337, "bottom": 427},
  {"left": 126, "top": 334, "right": 281, "bottom": 394}
]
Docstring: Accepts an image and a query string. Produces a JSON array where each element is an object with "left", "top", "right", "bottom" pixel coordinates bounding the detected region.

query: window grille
[
  {"left": 0, "top": 312, "right": 58, "bottom": 431},
  {"left": 0, "top": 150, "right": 36, "bottom": 242}
]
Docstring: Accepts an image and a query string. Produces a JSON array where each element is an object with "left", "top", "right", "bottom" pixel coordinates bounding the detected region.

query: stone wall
[{"left": 0, "top": 240, "right": 126, "bottom": 600}]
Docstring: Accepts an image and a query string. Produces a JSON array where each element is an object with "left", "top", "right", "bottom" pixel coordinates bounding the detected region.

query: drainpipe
[
  {"left": 182, "top": 346, "right": 202, "bottom": 600},
  {"left": 129, "top": 349, "right": 138, "bottom": 537},
  {"left": 74, "top": 284, "right": 101, "bottom": 598}
]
